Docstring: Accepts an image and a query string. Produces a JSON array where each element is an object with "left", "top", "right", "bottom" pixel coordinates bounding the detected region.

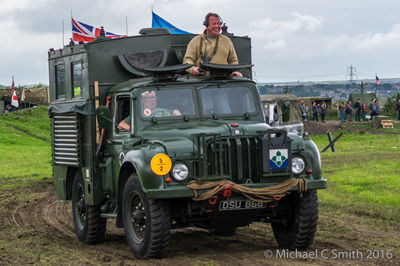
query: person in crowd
[
  {"left": 362, "top": 100, "right": 368, "bottom": 122},
  {"left": 354, "top": 98, "right": 361, "bottom": 122},
  {"left": 339, "top": 101, "right": 345, "bottom": 123},
  {"left": 345, "top": 100, "right": 353, "bottom": 121},
  {"left": 320, "top": 101, "right": 327, "bottom": 123},
  {"left": 304, "top": 104, "right": 310, "bottom": 121},
  {"left": 370, "top": 98, "right": 378, "bottom": 119},
  {"left": 312, "top": 101, "right": 319, "bottom": 122},
  {"left": 299, "top": 100, "right": 306, "bottom": 121},
  {"left": 183, "top": 12, "right": 242, "bottom": 77}
]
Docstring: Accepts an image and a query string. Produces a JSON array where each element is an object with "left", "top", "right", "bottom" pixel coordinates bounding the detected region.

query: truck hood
[
  {"left": 138, "top": 120, "right": 270, "bottom": 139},
  {"left": 137, "top": 120, "right": 270, "bottom": 156}
]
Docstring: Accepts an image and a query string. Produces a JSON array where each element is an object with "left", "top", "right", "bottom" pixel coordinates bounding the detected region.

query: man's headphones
[{"left": 203, "top": 12, "right": 223, "bottom": 27}]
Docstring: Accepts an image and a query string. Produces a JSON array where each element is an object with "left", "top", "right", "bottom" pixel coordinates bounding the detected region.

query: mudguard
[{"left": 121, "top": 142, "right": 167, "bottom": 191}]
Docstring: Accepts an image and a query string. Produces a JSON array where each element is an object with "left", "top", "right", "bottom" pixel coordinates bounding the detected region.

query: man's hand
[
  {"left": 232, "top": 71, "right": 243, "bottom": 77},
  {"left": 118, "top": 120, "right": 130, "bottom": 131},
  {"left": 192, "top": 66, "right": 201, "bottom": 76}
]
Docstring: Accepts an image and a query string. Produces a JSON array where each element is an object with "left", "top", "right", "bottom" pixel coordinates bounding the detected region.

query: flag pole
[
  {"left": 71, "top": 10, "right": 73, "bottom": 42},
  {"left": 125, "top": 16, "right": 128, "bottom": 36},
  {"left": 62, "top": 20, "right": 64, "bottom": 46}
]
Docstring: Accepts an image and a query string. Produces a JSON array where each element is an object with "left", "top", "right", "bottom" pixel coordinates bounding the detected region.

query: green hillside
[{"left": 0, "top": 106, "right": 51, "bottom": 188}]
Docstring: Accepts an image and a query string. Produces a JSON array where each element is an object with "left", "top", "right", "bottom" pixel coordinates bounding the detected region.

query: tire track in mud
[
  {"left": 37, "top": 185, "right": 135, "bottom": 259},
  {"left": 42, "top": 197, "right": 75, "bottom": 238}
]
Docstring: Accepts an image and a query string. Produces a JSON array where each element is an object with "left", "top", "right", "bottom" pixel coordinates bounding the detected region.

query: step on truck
[{"left": 48, "top": 27, "right": 327, "bottom": 259}]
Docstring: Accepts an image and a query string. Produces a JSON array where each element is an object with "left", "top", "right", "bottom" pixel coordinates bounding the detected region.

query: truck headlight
[
  {"left": 292, "top": 157, "right": 305, "bottom": 175},
  {"left": 172, "top": 163, "right": 189, "bottom": 181}
]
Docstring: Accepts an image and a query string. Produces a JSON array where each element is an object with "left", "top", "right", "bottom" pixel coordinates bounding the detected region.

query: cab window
[
  {"left": 55, "top": 64, "right": 66, "bottom": 99},
  {"left": 72, "top": 62, "right": 82, "bottom": 98},
  {"left": 116, "top": 96, "right": 131, "bottom": 132},
  {"left": 200, "top": 87, "right": 256, "bottom": 115},
  {"left": 140, "top": 89, "right": 195, "bottom": 118}
]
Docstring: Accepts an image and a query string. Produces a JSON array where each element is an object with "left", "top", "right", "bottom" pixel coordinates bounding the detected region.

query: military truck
[{"left": 48, "top": 28, "right": 326, "bottom": 259}]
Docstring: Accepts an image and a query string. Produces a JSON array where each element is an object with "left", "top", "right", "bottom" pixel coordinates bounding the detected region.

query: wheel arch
[
  {"left": 117, "top": 162, "right": 137, "bottom": 227},
  {"left": 66, "top": 167, "right": 79, "bottom": 200}
]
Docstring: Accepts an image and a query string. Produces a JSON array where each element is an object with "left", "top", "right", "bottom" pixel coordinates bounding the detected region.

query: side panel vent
[{"left": 52, "top": 113, "right": 80, "bottom": 166}]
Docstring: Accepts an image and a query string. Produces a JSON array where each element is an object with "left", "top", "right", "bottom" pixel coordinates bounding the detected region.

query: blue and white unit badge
[{"left": 269, "top": 149, "right": 288, "bottom": 169}]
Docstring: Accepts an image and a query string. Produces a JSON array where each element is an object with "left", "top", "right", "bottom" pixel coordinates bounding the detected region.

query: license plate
[{"left": 219, "top": 200, "right": 267, "bottom": 211}]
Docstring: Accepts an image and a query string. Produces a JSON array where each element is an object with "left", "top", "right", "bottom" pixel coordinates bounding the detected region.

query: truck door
[{"left": 101, "top": 95, "right": 131, "bottom": 196}]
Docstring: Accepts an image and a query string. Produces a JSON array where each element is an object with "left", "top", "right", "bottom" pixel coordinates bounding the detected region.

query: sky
[{"left": 1, "top": 0, "right": 400, "bottom": 85}]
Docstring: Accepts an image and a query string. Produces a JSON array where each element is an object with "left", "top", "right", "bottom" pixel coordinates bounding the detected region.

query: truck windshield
[
  {"left": 199, "top": 87, "right": 256, "bottom": 115},
  {"left": 140, "top": 88, "right": 195, "bottom": 118}
]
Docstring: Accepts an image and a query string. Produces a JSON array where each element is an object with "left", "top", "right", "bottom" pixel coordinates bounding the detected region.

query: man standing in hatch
[{"left": 183, "top": 12, "right": 243, "bottom": 77}]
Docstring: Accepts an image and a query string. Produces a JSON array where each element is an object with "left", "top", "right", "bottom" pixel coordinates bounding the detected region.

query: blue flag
[{"left": 152, "top": 12, "right": 192, "bottom": 34}]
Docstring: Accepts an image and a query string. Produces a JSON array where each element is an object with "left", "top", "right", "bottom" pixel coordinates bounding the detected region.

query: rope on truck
[{"left": 186, "top": 178, "right": 308, "bottom": 203}]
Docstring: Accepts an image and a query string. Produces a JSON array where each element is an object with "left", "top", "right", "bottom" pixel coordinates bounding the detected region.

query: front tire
[
  {"left": 72, "top": 170, "right": 106, "bottom": 244},
  {"left": 271, "top": 190, "right": 318, "bottom": 249},
  {"left": 122, "top": 174, "right": 170, "bottom": 259}
]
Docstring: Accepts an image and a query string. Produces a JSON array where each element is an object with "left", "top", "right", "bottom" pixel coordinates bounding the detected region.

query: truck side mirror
[{"left": 96, "top": 106, "right": 112, "bottom": 131}]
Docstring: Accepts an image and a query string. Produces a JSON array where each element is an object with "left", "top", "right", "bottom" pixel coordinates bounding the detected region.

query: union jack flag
[{"left": 72, "top": 18, "right": 126, "bottom": 43}]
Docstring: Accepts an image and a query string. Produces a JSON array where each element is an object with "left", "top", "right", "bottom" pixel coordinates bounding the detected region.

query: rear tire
[
  {"left": 271, "top": 190, "right": 318, "bottom": 249},
  {"left": 122, "top": 174, "right": 170, "bottom": 259},
  {"left": 72, "top": 170, "right": 106, "bottom": 244}
]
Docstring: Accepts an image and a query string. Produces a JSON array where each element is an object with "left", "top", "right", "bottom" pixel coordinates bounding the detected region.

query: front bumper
[{"left": 146, "top": 178, "right": 327, "bottom": 199}]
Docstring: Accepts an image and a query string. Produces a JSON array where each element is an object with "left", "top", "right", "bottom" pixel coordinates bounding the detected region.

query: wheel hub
[
  {"left": 75, "top": 185, "right": 86, "bottom": 228},
  {"left": 130, "top": 194, "right": 146, "bottom": 242}
]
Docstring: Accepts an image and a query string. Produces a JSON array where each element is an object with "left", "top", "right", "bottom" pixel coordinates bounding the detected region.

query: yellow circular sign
[{"left": 150, "top": 153, "right": 172, "bottom": 176}]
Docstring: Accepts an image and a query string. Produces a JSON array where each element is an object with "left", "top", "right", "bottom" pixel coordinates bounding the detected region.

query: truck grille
[
  {"left": 197, "top": 135, "right": 261, "bottom": 183},
  {"left": 52, "top": 113, "right": 80, "bottom": 166}
]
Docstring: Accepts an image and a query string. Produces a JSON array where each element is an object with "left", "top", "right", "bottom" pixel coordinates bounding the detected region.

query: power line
[{"left": 256, "top": 72, "right": 345, "bottom": 79}]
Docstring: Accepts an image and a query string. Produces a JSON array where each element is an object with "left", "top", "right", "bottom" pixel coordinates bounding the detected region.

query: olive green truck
[{"left": 48, "top": 28, "right": 326, "bottom": 259}]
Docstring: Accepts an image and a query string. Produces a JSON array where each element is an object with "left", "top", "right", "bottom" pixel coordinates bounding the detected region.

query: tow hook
[{"left": 208, "top": 195, "right": 218, "bottom": 205}]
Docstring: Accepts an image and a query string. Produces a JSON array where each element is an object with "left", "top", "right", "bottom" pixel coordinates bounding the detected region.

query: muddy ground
[
  {"left": 1, "top": 180, "right": 399, "bottom": 265},
  {"left": 303, "top": 120, "right": 400, "bottom": 135}
]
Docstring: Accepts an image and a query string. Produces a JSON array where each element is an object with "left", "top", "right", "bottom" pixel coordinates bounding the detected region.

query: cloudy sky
[{"left": 1, "top": 0, "right": 400, "bottom": 85}]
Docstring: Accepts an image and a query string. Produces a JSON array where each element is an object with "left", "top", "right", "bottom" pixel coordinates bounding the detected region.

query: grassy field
[
  {"left": 311, "top": 132, "right": 400, "bottom": 223},
  {"left": 0, "top": 106, "right": 51, "bottom": 189}
]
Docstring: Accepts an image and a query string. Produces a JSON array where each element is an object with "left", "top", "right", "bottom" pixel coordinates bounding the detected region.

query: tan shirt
[{"left": 183, "top": 33, "right": 239, "bottom": 74}]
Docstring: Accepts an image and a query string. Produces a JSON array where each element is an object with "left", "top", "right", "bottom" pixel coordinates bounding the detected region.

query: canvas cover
[
  {"left": 48, "top": 99, "right": 95, "bottom": 117},
  {"left": 260, "top": 94, "right": 302, "bottom": 123},
  {"left": 348, "top": 93, "right": 376, "bottom": 105}
]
